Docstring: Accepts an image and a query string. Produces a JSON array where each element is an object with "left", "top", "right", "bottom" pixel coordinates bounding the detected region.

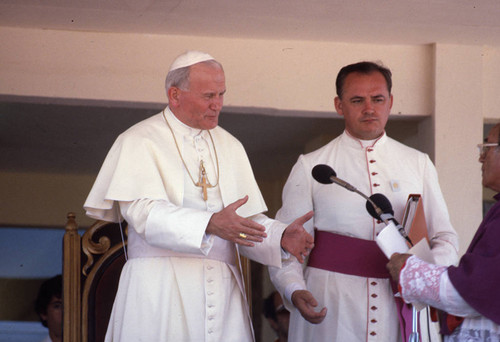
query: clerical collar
[
  {"left": 344, "top": 130, "right": 386, "bottom": 148},
  {"left": 360, "top": 138, "right": 378, "bottom": 148},
  {"left": 166, "top": 107, "right": 205, "bottom": 138}
]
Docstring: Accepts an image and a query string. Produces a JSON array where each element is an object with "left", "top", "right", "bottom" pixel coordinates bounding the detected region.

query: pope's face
[
  {"left": 170, "top": 63, "right": 226, "bottom": 130},
  {"left": 334, "top": 71, "right": 393, "bottom": 140},
  {"left": 480, "top": 125, "right": 500, "bottom": 192}
]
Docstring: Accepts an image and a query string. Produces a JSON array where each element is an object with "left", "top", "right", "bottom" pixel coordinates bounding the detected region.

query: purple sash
[{"left": 308, "top": 229, "right": 416, "bottom": 342}]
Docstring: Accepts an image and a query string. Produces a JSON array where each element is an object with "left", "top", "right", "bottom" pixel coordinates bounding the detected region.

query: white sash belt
[{"left": 128, "top": 232, "right": 237, "bottom": 266}]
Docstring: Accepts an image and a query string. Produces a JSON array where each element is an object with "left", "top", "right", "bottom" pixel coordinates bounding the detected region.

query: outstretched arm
[
  {"left": 208, "top": 196, "right": 314, "bottom": 262},
  {"left": 281, "top": 211, "right": 314, "bottom": 263},
  {"left": 206, "top": 196, "right": 267, "bottom": 247}
]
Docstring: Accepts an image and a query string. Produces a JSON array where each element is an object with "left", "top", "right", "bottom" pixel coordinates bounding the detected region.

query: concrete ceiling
[
  {"left": 1, "top": 0, "right": 499, "bottom": 176},
  {"left": 1, "top": 0, "right": 500, "bottom": 45}
]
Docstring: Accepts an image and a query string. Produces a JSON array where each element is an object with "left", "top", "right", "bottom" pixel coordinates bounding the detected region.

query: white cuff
[{"left": 284, "top": 282, "right": 306, "bottom": 303}]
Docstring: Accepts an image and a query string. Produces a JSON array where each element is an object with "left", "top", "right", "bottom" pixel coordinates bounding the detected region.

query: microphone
[
  {"left": 366, "top": 193, "right": 413, "bottom": 246},
  {"left": 365, "top": 193, "right": 393, "bottom": 222},
  {"left": 312, "top": 164, "right": 384, "bottom": 220},
  {"left": 312, "top": 164, "right": 414, "bottom": 249}
]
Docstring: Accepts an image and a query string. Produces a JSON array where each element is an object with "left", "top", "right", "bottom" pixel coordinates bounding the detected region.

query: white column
[{"left": 433, "top": 44, "right": 484, "bottom": 255}]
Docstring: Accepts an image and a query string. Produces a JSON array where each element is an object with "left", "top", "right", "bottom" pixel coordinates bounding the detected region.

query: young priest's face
[{"left": 334, "top": 71, "right": 393, "bottom": 140}]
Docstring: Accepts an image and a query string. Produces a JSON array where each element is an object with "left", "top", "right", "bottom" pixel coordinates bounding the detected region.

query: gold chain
[{"left": 162, "top": 109, "right": 220, "bottom": 189}]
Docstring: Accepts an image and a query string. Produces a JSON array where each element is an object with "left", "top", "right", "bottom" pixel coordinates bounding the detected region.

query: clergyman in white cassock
[{"left": 84, "top": 51, "right": 314, "bottom": 342}]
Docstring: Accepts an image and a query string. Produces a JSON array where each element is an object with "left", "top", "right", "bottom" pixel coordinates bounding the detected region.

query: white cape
[{"left": 84, "top": 110, "right": 267, "bottom": 221}]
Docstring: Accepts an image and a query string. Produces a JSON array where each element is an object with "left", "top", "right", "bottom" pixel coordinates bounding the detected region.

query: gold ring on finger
[{"left": 239, "top": 233, "right": 247, "bottom": 239}]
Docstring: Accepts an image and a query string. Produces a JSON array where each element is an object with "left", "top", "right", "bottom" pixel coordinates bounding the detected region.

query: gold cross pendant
[{"left": 196, "top": 161, "right": 213, "bottom": 201}]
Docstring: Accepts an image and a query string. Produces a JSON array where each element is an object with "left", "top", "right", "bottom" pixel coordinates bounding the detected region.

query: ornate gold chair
[
  {"left": 62, "top": 213, "right": 128, "bottom": 342},
  {"left": 62, "top": 212, "right": 251, "bottom": 342}
]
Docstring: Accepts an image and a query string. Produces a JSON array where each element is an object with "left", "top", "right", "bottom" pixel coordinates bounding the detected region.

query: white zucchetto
[{"left": 169, "top": 50, "right": 215, "bottom": 71}]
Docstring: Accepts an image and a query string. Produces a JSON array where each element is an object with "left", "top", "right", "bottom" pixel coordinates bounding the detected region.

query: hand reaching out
[
  {"left": 281, "top": 211, "right": 314, "bottom": 263},
  {"left": 206, "top": 196, "right": 267, "bottom": 247}
]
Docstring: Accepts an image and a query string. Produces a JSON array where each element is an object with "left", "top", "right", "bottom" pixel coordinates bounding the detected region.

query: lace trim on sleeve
[{"left": 399, "top": 255, "right": 447, "bottom": 307}]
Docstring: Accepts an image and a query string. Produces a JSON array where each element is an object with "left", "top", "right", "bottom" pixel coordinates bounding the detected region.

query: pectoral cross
[{"left": 196, "top": 161, "right": 214, "bottom": 201}]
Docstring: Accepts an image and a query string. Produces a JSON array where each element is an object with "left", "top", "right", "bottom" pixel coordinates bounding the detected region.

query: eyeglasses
[{"left": 477, "top": 143, "right": 499, "bottom": 157}]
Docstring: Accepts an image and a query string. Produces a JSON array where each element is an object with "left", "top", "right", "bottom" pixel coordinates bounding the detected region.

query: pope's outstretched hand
[{"left": 207, "top": 196, "right": 267, "bottom": 247}]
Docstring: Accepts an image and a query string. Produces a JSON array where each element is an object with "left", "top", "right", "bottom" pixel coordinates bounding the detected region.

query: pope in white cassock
[{"left": 84, "top": 51, "right": 314, "bottom": 342}]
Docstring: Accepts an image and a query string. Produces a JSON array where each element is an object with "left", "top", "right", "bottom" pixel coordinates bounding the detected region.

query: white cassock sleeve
[
  {"left": 119, "top": 199, "right": 215, "bottom": 255},
  {"left": 268, "top": 158, "right": 312, "bottom": 308},
  {"left": 239, "top": 213, "right": 288, "bottom": 268},
  {"left": 120, "top": 199, "right": 290, "bottom": 267}
]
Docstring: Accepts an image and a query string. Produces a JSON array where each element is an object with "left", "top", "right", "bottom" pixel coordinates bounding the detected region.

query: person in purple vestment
[{"left": 387, "top": 122, "right": 500, "bottom": 342}]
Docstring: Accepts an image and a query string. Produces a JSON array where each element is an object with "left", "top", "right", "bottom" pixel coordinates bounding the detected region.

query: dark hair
[
  {"left": 335, "top": 61, "right": 392, "bottom": 98},
  {"left": 35, "top": 275, "right": 62, "bottom": 327},
  {"left": 263, "top": 292, "right": 278, "bottom": 322}
]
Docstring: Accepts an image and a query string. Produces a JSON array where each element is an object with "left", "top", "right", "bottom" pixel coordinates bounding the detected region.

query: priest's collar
[
  {"left": 165, "top": 106, "right": 208, "bottom": 138},
  {"left": 342, "top": 130, "right": 387, "bottom": 149}
]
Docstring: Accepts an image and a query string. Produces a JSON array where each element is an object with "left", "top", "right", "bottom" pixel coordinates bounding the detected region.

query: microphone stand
[
  {"left": 330, "top": 178, "right": 387, "bottom": 223},
  {"left": 409, "top": 306, "right": 419, "bottom": 342}
]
